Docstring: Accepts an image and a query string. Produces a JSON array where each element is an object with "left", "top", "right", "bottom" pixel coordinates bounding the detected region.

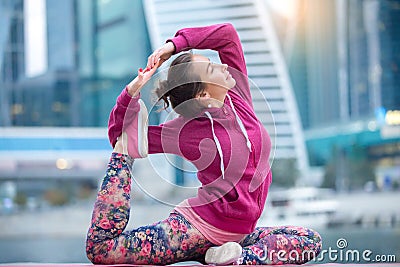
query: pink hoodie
[{"left": 108, "top": 23, "right": 272, "bottom": 234}]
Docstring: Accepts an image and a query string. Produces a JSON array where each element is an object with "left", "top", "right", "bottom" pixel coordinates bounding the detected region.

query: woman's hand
[
  {"left": 126, "top": 60, "right": 161, "bottom": 97},
  {"left": 146, "top": 42, "right": 175, "bottom": 70},
  {"left": 126, "top": 42, "right": 175, "bottom": 97}
]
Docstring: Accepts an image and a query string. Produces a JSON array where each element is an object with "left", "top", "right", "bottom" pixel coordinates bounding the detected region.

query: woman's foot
[
  {"left": 115, "top": 99, "right": 149, "bottom": 158},
  {"left": 205, "top": 242, "right": 243, "bottom": 265}
]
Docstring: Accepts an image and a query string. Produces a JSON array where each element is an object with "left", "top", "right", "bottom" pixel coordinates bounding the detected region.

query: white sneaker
[
  {"left": 121, "top": 99, "right": 149, "bottom": 158},
  {"left": 121, "top": 99, "right": 149, "bottom": 159},
  {"left": 205, "top": 242, "right": 242, "bottom": 265}
]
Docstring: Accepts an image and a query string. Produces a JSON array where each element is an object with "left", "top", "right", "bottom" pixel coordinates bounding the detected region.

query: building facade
[
  {"left": 282, "top": 0, "right": 400, "bottom": 188},
  {"left": 1, "top": 0, "right": 152, "bottom": 127},
  {"left": 0, "top": 0, "right": 153, "bottom": 184}
]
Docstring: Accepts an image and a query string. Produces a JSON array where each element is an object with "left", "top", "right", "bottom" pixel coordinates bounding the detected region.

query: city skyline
[{"left": 0, "top": 0, "right": 399, "bottom": 188}]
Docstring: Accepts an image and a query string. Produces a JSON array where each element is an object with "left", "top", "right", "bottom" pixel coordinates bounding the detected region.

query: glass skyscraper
[
  {"left": 282, "top": 0, "right": 400, "bottom": 187},
  {"left": 1, "top": 0, "right": 25, "bottom": 126},
  {"left": 345, "top": 0, "right": 400, "bottom": 119},
  {"left": 285, "top": 0, "right": 400, "bottom": 129},
  {"left": 1, "top": 0, "right": 152, "bottom": 127}
]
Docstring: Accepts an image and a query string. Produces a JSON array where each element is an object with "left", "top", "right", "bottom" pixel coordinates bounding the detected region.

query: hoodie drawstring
[
  {"left": 204, "top": 96, "right": 252, "bottom": 179},
  {"left": 226, "top": 94, "right": 252, "bottom": 152},
  {"left": 205, "top": 111, "right": 225, "bottom": 179}
]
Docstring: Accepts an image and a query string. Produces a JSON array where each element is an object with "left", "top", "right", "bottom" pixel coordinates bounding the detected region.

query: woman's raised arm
[
  {"left": 108, "top": 62, "right": 160, "bottom": 147},
  {"left": 147, "top": 23, "right": 252, "bottom": 105},
  {"left": 169, "top": 23, "right": 246, "bottom": 75}
]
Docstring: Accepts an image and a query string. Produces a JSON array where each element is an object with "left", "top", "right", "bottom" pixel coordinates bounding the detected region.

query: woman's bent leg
[
  {"left": 86, "top": 153, "right": 213, "bottom": 264},
  {"left": 238, "top": 226, "right": 322, "bottom": 265},
  {"left": 86, "top": 152, "right": 133, "bottom": 263}
]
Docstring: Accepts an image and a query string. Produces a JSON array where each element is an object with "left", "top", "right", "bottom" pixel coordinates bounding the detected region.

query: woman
[{"left": 86, "top": 23, "right": 322, "bottom": 265}]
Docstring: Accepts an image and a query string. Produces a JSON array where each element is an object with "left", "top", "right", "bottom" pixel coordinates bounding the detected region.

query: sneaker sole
[
  {"left": 137, "top": 99, "right": 148, "bottom": 157},
  {"left": 121, "top": 99, "right": 148, "bottom": 158},
  {"left": 205, "top": 242, "right": 242, "bottom": 265}
]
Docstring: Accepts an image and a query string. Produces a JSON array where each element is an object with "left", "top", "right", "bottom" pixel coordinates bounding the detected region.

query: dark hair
[{"left": 155, "top": 52, "right": 206, "bottom": 118}]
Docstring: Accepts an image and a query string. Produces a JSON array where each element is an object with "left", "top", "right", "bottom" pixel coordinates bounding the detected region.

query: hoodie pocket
[{"left": 222, "top": 188, "right": 260, "bottom": 221}]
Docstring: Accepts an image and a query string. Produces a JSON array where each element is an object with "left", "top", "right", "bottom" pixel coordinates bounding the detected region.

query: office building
[
  {"left": 281, "top": 0, "right": 400, "bottom": 187},
  {"left": 1, "top": 0, "right": 152, "bottom": 127}
]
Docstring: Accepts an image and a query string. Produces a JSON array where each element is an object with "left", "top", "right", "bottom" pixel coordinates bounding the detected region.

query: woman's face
[{"left": 191, "top": 54, "right": 236, "bottom": 100}]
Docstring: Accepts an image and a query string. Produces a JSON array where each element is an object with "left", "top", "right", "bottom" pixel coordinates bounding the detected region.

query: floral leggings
[{"left": 86, "top": 153, "right": 322, "bottom": 265}]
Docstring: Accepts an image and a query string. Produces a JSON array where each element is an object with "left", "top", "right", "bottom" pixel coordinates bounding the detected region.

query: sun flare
[{"left": 267, "top": 0, "right": 298, "bottom": 19}]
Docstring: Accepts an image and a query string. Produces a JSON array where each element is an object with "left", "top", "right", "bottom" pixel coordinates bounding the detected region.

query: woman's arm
[
  {"left": 169, "top": 23, "right": 247, "bottom": 76},
  {"left": 147, "top": 23, "right": 252, "bottom": 106},
  {"left": 108, "top": 63, "right": 160, "bottom": 147},
  {"left": 108, "top": 92, "right": 183, "bottom": 155}
]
